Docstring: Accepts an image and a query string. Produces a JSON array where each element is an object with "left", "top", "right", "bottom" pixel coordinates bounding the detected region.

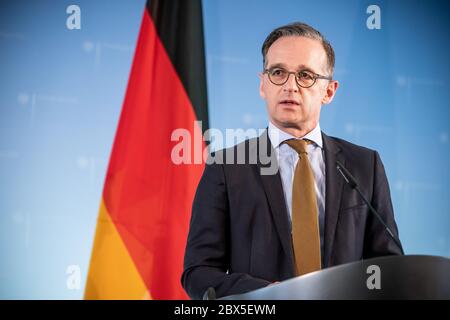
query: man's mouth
[{"left": 279, "top": 99, "right": 300, "bottom": 106}]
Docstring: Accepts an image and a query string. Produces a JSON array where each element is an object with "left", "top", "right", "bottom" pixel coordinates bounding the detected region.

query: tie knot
[{"left": 285, "top": 139, "right": 310, "bottom": 155}]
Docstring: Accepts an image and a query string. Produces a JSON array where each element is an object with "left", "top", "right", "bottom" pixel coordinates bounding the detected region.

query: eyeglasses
[{"left": 263, "top": 67, "right": 332, "bottom": 88}]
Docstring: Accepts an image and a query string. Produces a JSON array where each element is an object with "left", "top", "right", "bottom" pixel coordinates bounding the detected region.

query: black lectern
[{"left": 220, "top": 255, "right": 450, "bottom": 299}]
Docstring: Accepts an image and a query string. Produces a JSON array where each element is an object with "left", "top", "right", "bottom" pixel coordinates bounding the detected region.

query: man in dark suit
[{"left": 182, "top": 22, "right": 403, "bottom": 299}]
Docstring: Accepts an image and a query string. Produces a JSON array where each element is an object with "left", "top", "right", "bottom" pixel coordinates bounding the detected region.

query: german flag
[{"left": 84, "top": 0, "right": 208, "bottom": 300}]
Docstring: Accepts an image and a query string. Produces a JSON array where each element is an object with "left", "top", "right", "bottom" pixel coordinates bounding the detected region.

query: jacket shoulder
[{"left": 324, "top": 134, "right": 377, "bottom": 156}]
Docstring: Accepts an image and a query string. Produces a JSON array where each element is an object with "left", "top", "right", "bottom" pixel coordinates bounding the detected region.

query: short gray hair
[{"left": 261, "top": 22, "right": 335, "bottom": 76}]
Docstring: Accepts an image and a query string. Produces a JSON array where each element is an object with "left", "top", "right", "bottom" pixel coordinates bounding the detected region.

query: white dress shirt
[{"left": 267, "top": 121, "right": 326, "bottom": 259}]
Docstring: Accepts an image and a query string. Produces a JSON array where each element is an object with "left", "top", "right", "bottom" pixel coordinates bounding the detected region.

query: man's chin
[
  {"left": 278, "top": 114, "right": 301, "bottom": 126},
  {"left": 273, "top": 118, "right": 301, "bottom": 130}
]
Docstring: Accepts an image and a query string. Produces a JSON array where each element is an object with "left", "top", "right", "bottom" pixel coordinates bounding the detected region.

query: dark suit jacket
[{"left": 182, "top": 130, "right": 403, "bottom": 299}]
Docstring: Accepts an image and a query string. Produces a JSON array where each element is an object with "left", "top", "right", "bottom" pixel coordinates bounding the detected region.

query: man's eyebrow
[
  {"left": 267, "top": 63, "right": 317, "bottom": 73},
  {"left": 267, "top": 63, "right": 287, "bottom": 69}
]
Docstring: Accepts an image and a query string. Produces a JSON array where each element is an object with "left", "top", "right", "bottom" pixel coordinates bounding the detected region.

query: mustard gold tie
[{"left": 285, "top": 139, "right": 321, "bottom": 276}]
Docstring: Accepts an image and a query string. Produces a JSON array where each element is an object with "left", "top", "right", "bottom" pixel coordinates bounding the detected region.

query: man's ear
[
  {"left": 259, "top": 73, "right": 266, "bottom": 100},
  {"left": 322, "top": 80, "right": 339, "bottom": 105}
]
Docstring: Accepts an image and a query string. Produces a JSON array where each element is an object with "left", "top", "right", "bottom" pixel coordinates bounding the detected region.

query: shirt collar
[{"left": 268, "top": 121, "right": 323, "bottom": 149}]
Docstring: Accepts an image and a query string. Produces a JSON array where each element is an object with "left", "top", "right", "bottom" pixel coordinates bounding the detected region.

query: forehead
[{"left": 266, "top": 36, "right": 327, "bottom": 73}]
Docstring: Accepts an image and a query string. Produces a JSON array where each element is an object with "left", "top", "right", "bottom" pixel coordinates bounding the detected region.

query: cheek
[
  {"left": 263, "top": 86, "right": 278, "bottom": 103},
  {"left": 302, "top": 87, "right": 324, "bottom": 104},
  {"left": 298, "top": 90, "right": 323, "bottom": 114}
]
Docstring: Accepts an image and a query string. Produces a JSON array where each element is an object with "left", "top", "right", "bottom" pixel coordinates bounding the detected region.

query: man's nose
[{"left": 282, "top": 73, "right": 299, "bottom": 92}]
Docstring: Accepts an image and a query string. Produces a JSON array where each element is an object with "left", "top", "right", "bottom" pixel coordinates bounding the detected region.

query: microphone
[
  {"left": 336, "top": 160, "right": 404, "bottom": 255},
  {"left": 202, "top": 287, "right": 216, "bottom": 300}
]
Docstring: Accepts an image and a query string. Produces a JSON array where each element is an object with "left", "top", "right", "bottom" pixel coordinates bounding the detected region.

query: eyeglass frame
[{"left": 263, "top": 67, "right": 333, "bottom": 88}]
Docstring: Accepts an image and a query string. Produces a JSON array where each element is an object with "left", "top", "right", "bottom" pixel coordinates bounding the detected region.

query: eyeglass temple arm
[{"left": 316, "top": 74, "right": 333, "bottom": 80}]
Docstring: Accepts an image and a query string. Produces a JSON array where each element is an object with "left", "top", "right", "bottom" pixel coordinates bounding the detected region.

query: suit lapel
[
  {"left": 255, "top": 130, "right": 295, "bottom": 273},
  {"left": 322, "top": 132, "right": 345, "bottom": 267}
]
